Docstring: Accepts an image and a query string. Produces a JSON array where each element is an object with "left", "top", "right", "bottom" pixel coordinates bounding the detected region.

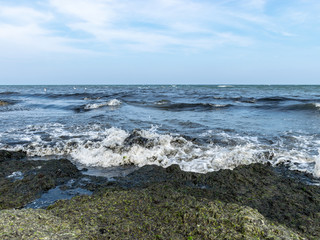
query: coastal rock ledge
[{"left": 0, "top": 150, "right": 319, "bottom": 239}]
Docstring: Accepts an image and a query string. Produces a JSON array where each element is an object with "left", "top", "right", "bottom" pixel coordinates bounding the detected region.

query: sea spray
[{"left": 314, "top": 154, "right": 320, "bottom": 178}]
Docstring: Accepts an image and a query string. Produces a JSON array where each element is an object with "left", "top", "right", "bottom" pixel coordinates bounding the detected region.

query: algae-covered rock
[
  {"left": 0, "top": 150, "right": 26, "bottom": 162},
  {"left": 0, "top": 150, "right": 317, "bottom": 239},
  {"left": 115, "top": 163, "right": 320, "bottom": 239},
  {"left": 0, "top": 156, "right": 82, "bottom": 209},
  {"left": 48, "top": 183, "right": 305, "bottom": 239},
  {"left": 0, "top": 209, "right": 81, "bottom": 239}
]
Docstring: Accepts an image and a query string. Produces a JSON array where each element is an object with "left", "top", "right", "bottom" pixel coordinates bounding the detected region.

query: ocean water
[{"left": 1, "top": 85, "right": 320, "bottom": 179}]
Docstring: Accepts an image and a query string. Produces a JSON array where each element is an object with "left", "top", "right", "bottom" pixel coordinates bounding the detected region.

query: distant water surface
[{"left": 1, "top": 85, "right": 320, "bottom": 179}]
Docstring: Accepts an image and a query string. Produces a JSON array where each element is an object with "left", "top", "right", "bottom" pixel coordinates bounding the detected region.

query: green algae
[
  {"left": 47, "top": 183, "right": 305, "bottom": 239},
  {"left": 0, "top": 209, "right": 81, "bottom": 240},
  {"left": 118, "top": 163, "right": 320, "bottom": 239},
  {"left": 0, "top": 150, "right": 317, "bottom": 239},
  {"left": 0, "top": 158, "right": 81, "bottom": 210}
]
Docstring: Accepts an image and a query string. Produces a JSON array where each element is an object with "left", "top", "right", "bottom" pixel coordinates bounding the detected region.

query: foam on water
[
  {"left": 84, "top": 99, "right": 121, "bottom": 109},
  {"left": 6, "top": 171, "right": 24, "bottom": 181},
  {"left": 314, "top": 156, "right": 320, "bottom": 178},
  {"left": 1, "top": 124, "right": 320, "bottom": 176}
]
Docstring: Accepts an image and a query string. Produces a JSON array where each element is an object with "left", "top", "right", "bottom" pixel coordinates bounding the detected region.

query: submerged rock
[{"left": 0, "top": 100, "right": 10, "bottom": 106}]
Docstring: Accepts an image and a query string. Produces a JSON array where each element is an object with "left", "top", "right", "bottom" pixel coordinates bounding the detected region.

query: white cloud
[
  {"left": 48, "top": 0, "right": 258, "bottom": 52},
  {"left": 0, "top": 0, "right": 318, "bottom": 55},
  {"left": 0, "top": 4, "right": 88, "bottom": 55},
  {"left": 50, "top": 0, "right": 116, "bottom": 26},
  {"left": 0, "top": 6, "right": 53, "bottom": 23}
]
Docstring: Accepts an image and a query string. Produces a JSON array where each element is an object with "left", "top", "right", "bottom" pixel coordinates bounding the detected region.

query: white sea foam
[
  {"left": 314, "top": 156, "right": 320, "bottom": 178},
  {"left": 84, "top": 99, "right": 121, "bottom": 109},
  {"left": 7, "top": 171, "right": 24, "bottom": 180},
  {"left": 1, "top": 125, "right": 320, "bottom": 176}
]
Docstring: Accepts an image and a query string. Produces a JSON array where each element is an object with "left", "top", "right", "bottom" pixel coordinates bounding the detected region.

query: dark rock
[
  {"left": 0, "top": 150, "right": 26, "bottom": 162},
  {"left": 123, "top": 129, "right": 153, "bottom": 148},
  {"left": 0, "top": 154, "right": 107, "bottom": 210}
]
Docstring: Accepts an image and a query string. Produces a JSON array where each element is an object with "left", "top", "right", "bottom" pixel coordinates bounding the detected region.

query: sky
[{"left": 0, "top": 0, "right": 319, "bottom": 85}]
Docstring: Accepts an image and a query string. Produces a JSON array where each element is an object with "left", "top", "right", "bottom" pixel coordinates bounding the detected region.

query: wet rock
[
  {"left": 0, "top": 150, "right": 318, "bottom": 239},
  {"left": 0, "top": 156, "right": 84, "bottom": 209},
  {"left": 0, "top": 150, "right": 26, "bottom": 162},
  {"left": 123, "top": 129, "right": 153, "bottom": 148},
  {"left": 114, "top": 163, "right": 320, "bottom": 239},
  {"left": 0, "top": 209, "right": 81, "bottom": 239},
  {"left": 0, "top": 100, "right": 10, "bottom": 106},
  {"left": 47, "top": 183, "right": 305, "bottom": 239}
]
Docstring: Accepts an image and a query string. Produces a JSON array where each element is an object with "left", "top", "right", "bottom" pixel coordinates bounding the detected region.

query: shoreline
[{"left": 0, "top": 150, "right": 319, "bottom": 239}]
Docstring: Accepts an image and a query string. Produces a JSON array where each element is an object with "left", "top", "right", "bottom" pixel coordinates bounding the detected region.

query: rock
[
  {"left": 123, "top": 129, "right": 153, "bottom": 148},
  {"left": 0, "top": 157, "right": 82, "bottom": 209},
  {"left": 113, "top": 163, "right": 320, "bottom": 239},
  {"left": 0, "top": 150, "right": 26, "bottom": 162},
  {"left": 0, "top": 150, "right": 318, "bottom": 239},
  {"left": 46, "top": 183, "right": 305, "bottom": 239},
  {"left": 0, "top": 209, "right": 81, "bottom": 239},
  {"left": 0, "top": 100, "right": 9, "bottom": 106}
]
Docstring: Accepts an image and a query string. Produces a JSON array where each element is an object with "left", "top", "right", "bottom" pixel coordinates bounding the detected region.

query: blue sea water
[{"left": 1, "top": 85, "right": 320, "bottom": 178}]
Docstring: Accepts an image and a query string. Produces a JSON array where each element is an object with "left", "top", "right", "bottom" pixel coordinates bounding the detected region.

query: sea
[{"left": 1, "top": 85, "right": 320, "bottom": 181}]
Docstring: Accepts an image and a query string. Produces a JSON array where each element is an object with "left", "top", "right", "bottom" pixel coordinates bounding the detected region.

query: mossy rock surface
[
  {"left": 47, "top": 183, "right": 304, "bottom": 240},
  {"left": 0, "top": 151, "right": 318, "bottom": 239},
  {"left": 114, "top": 163, "right": 320, "bottom": 239},
  {"left": 0, "top": 209, "right": 81, "bottom": 239},
  {"left": 0, "top": 155, "right": 83, "bottom": 210}
]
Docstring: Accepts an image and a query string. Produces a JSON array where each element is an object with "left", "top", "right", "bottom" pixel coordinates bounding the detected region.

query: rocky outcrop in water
[{"left": 0, "top": 100, "right": 10, "bottom": 106}]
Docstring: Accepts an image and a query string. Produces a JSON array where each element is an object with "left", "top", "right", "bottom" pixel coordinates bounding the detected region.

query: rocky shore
[{"left": 0, "top": 150, "right": 319, "bottom": 239}]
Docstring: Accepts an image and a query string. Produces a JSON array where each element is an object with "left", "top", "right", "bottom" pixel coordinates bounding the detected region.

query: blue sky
[{"left": 0, "top": 0, "right": 319, "bottom": 85}]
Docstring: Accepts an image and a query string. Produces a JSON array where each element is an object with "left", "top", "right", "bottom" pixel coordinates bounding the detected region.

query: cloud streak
[{"left": 0, "top": 0, "right": 319, "bottom": 55}]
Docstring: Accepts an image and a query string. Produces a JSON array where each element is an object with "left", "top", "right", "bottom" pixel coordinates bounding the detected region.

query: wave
[
  {"left": 257, "top": 97, "right": 296, "bottom": 102},
  {"left": 256, "top": 96, "right": 316, "bottom": 103},
  {"left": 218, "top": 85, "right": 234, "bottom": 88},
  {"left": 1, "top": 125, "right": 319, "bottom": 176},
  {"left": 153, "top": 102, "right": 232, "bottom": 112},
  {"left": 154, "top": 100, "right": 171, "bottom": 105},
  {"left": 35, "top": 93, "right": 110, "bottom": 100},
  {"left": 84, "top": 99, "right": 122, "bottom": 110},
  {"left": 199, "top": 96, "right": 256, "bottom": 103},
  {"left": 283, "top": 103, "right": 320, "bottom": 111},
  {"left": 0, "top": 91, "right": 19, "bottom": 95}
]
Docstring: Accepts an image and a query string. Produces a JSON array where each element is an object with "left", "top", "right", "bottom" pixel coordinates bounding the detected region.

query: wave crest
[
  {"left": 1, "top": 125, "right": 319, "bottom": 176},
  {"left": 84, "top": 99, "right": 122, "bottom": 110}
]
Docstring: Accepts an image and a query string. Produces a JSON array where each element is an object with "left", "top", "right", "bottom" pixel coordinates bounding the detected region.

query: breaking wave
[
  {"left": 84, "top": 99, "right": 122, "bottom": 110},
  {"left": 283, "top": 103, "right": 320, "bottom": 111},
  {"left": 1, "top": 125, "right": 319, "bottom": 176}
]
